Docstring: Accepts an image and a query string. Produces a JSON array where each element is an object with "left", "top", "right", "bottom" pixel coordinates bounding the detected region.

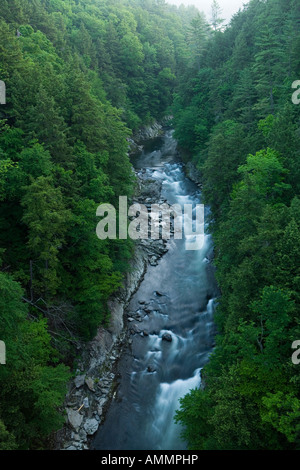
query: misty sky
[{"left": 165, "top": 0, "right": 247, "bottom": 24}]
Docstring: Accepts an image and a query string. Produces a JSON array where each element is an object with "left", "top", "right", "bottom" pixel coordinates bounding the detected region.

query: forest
[
  {"left": 0, "top": 0, "right": 195, "bottom": 449},
  {"left": 173, "top": 0, "right": 300, "bottom": 451},
  {"left": 0, "top": 0, "right": 299, "bottom": 452}
]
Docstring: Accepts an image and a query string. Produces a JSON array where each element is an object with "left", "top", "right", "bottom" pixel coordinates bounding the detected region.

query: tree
[
  {"left": 172, "top": 0, "right": 300, "bottom": 451},
  {"left": 175, "top": 388, "right": 214, "bottom": 450},
  {"left": 21, "top": 176, "right": 71, "bottom": 296},
  {"left": 0, "top": 272, "right": 70, "bottom": 448},
  {"left": 201, "top": 120, "right": 249, "bottom": 215},
  {"left": 261, "top": 392, "right": 300, "bottom": 444},
  {"left": 0, "top": 420, "right": 17, "bottom": 450},
  {"left": 210, "top": 0, "right": 225, "bottom": 32},
  {"left": 187, "top": 12, "right": 209, "bottom": 70},
  {"left": 253, "top": 26, "right": 286, "bottom": 116},
  {"left": 21, "top": 86, "right": 72, "bottom": 166},
  {"left": 19, "top": 142, "right": 53, "bottom": 179}
]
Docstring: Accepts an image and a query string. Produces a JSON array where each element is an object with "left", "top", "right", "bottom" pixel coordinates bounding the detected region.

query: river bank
[{"left": 55, "top": 122, "right": 168, "bottom": 451}]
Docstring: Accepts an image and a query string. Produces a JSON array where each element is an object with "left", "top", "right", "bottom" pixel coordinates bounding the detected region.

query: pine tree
[
  {"left": 210, "top": 0, "right": 225, "bottom": 32},
  {"left": 21, "top": 176, "right": 71, "bottom": 296},
  {"left": 21, "top": 86, "right": 72, "bottom": 165},
  {"left": 253, "top": 26, "right": 286, "bottom": 116},
  {"left": 187, "top": 13, "right": 209, "bottom": 70}
]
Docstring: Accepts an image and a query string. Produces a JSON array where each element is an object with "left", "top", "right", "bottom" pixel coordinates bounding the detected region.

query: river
[{"left": 92, "top": 129, "right": 219, "bottom": 451}]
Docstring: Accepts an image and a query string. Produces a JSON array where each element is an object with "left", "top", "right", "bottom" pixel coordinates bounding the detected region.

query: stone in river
[
  {"left": 144, "top": 306, "right": 154, "bottom": 314},
  {"left": 162, "top": 333, "right": 173, "bottom": 343}
]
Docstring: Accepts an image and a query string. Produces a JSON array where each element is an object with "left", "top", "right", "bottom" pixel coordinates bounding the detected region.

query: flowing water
[{"left": 93, "top": 129, "right": 219, "bottom": 451}]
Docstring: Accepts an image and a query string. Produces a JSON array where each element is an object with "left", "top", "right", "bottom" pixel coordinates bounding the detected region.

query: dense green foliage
[
  {"left": 0, "top": 0, "right": 197, "bottom": 449},
  {"left": 173, "top": 0, "right": 300, "bottom": 450},
  {"left": 2, "top": 0, "right": 299, "bottom": 451}
]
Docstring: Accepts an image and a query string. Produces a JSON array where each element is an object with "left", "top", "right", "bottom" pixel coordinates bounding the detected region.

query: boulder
[
  {"left": 130, "top": 324, "right": 141, "bottom": 334},
  {"left": 79, "top": 429, "right": 87, "bottom": 442},
  {"left": 85, "top": 376, "right": 95, "bottom": 392},
  {"left": 144, "top": 306, "right": 154, "bottom": 314},
  {"left": 84, "top": 418, "right": 99, "bottom": 436},
  {"left": 149, "top": 256, "right": 158, "bottom": 266},
  {"left": 74, "top": 375, "right": 86, "bottom": 389},
  {"left": 97, "top": 397, "right": 107, "bottom": 407},
  {"left": 67, "top": 409, "right": 83, "bottom": 432},
  {"left": 162, "top": 333, "right": 173, "bottom": 343},
  {"left": 83, "top": 397, "right": 89, "bottom": 409}
]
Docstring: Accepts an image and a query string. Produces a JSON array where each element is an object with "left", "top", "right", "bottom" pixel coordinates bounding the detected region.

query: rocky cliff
[{"left": 55, "top": 122, "right": 168, "bottom": 451}]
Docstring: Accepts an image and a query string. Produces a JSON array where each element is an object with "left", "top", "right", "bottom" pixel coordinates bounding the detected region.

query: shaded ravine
[{"left": 93, "top": 130, "right": 219, "bottom": 451}]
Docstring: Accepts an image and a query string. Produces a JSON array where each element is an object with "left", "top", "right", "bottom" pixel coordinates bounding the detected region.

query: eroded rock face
[
  {"left": 128, "top": 121, "right": 163, "bottom": 154},
  {"left": 184, "top": 162, "right": 202, "bottom": 188},
  {"left": 107, "top": 299, "right": 125, "bottom": 338},
  {"left": 133, "top": 122, "right": 163, "bottom": 142}
]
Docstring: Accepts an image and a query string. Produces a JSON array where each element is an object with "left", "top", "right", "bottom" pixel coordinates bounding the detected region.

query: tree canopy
[
  {"left": 173, "top": 0, "right": 300, "bottom": 450},
  {"left": 0, "top": 0, "right": 197, "bottom": 449}
]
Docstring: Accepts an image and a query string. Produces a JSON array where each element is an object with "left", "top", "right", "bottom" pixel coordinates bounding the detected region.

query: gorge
[{"left": 92, "top": 129, "right": 219, "bottom": 450}]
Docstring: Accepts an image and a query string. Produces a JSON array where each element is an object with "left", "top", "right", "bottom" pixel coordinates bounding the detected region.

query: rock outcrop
[
  {"left": 127, "top": 121, "right": 163, "bottom": 155},
  {"left": 184, "top": 161, "right": 203, "bottom": 188}
]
